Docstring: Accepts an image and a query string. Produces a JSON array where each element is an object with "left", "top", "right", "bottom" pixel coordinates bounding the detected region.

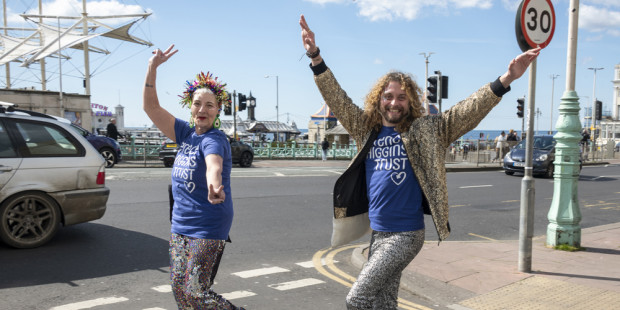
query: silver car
[{"left": 0, "top": 105, "right": 109, "bottom": 248}]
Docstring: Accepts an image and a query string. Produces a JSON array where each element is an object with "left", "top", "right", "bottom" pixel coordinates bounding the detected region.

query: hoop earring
[{"left": 213, "top": 113, "right": 221, "bottom": 129}]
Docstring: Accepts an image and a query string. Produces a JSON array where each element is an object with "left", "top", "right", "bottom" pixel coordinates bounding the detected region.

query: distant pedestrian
[
  {"left": 106, "top": 118, "right": 121, "bottom": 141},
  {"left": 581, "top": 129, "right": 590, "bottom": 161},
  {"left": 321, "top": 137, "right": 330, "bottom": 161},
  {"left": 300, "top": 14, "right": 540, "bottom": 309},
  {"left": 462, "top": 143, "right": 469, "bottom": 161},
  {"left": 495, "top": 131, "right": 507, "bottom": 163}
]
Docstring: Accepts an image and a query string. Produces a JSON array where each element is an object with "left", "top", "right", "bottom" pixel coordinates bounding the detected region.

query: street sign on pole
[
  {"left": 515, "top": 0, "right": 556, "bottom": 52},
  {"left": 514, "top": 0, "right": 556, "bottom": 273}
]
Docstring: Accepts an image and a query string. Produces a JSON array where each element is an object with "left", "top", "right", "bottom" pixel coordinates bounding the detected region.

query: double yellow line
[{"left": 312, "top": 244, "right": 433, "bottom": 310}]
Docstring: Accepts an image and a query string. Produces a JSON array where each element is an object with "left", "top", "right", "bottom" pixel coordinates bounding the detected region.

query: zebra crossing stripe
[
  {"left": 267, "top": 278, "right": 325, "bottom": 291},
  {"left": 296, "top": 259, "right": 339, "bottom": 268},
  {"left": 221, "top": 290, "right": 257, "bottom": 300},
  {"left": 232, "top": 266, "right": 289, "bottom": 278},
  {"left": 49, "top": 297, "right": 129, "bottom": 310},
  {"left": 151, "top": 285, "right": 172, "bottom": 293}
]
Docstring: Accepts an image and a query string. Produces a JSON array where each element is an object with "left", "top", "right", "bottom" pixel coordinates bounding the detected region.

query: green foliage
[{"left": 553, "top": 244, "right": 585, "bottom": 252}]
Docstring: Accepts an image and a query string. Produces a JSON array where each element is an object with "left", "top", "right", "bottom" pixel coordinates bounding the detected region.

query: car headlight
[{"left": 535, "top": 154, "right": 547, "bottom": 161}]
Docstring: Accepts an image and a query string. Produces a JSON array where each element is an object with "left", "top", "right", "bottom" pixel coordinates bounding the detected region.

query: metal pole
[
  {"left": 82, "top": 0, "right": 90, "bottom": 95},
  {"left": 276, "top": 75, "right": 279, "bottom": 142},
  {"left": 549, "top": 74, "right": 559, "bottom": 134},
  {"left": 547, "top": 0, "right": 582, "bottom": 249},
  {"left": 518, "top": 59, "right": 536, "bottom": 273},
  {"left": 435, "top": 70, "right": 442, "bottom": 113},
  {"left": 39, "top": 0, "right": 46, "bottom": 91},
  {"left": 419, "top": 52, "right": 433, "bottom": 114},
  {"left": 233, "top": 91, "right": 237, "bottom": 140},
  {"left": 3, "top": 0, "right": 10, "bottom": 88}
]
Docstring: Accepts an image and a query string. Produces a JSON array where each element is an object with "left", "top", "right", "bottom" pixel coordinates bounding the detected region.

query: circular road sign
[{"left": 515, "top": 0, "right": 555, "bottom": 52}]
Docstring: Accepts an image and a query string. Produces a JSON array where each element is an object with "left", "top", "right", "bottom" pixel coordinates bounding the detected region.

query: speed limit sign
[{"left": 515, "top": 0, "right": 555, "bottom": 52}]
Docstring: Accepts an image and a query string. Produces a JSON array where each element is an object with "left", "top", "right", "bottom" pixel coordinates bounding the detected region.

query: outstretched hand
[
  {"left": 149, "top": 44, "right": 178, "bottom": 70},
  {"left": 500, "top": 47, "right": 541, "bottom": 87},
  {"left": 299, "top": 14, "right": 317, "bottom": 54},
  {"left": 208, "top": 183, "right": 225, "bottom": 205}
]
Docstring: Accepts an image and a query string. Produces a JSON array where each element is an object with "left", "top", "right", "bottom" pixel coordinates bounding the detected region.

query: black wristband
[{"left": 306, "top": 47, "right": 320, "bottom": 59}]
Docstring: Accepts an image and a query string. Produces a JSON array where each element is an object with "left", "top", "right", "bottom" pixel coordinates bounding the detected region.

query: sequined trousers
[
  {"left": 169, "top": 233, "right": 245, "bottom": 310},
  {"left": 346, "top": 229, "right": 425, "bottom": 310}
]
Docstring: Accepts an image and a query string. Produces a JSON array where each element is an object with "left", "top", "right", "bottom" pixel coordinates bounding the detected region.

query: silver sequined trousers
[{"left": 346, "top": 229, "right": 425, "bottom": 310}]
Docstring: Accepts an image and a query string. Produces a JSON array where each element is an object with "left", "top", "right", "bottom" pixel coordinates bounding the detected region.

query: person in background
[
  {"left": 143, "top": 44, "right": 245, "bottom": 310},
  {"left": 106, "top": 118, "right": 121, "bottom": 141},
  {"left": 300, "top": 14, "right": 540, "bottom": 310},
  {"left": 495, "top": 131, "right": 507, "bottom": 164},
  {"left": 321, "top": 137, "right": 330, "bottom": 161}
]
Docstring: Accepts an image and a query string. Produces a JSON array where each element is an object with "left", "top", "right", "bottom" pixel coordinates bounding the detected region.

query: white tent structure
[{"left": 0, "top": 1, "right": 152, "bottom": 95}]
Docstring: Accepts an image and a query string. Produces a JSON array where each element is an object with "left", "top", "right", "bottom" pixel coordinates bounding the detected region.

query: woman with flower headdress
[{"left": 143, "top": 45, "right": 245, "bottom": 310}]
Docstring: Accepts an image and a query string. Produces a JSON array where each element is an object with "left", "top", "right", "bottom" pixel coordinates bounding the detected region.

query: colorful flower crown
[{"left": 179, "top": 71, "right": 232, "bottom": 108}]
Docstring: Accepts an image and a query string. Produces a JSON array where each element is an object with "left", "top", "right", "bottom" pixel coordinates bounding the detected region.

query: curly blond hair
[{"left": 363, "top": 71, "right": 424, "bottom": 133}]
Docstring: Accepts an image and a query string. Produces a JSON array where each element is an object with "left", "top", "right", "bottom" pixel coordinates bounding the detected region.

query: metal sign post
[{"left": 514, "top": 0, "right": 556, "bottom": 273}]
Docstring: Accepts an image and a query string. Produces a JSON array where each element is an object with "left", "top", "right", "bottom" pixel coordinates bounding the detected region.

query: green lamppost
[{"left": 547, "top": 0, "right": 582, "bottom": 247}]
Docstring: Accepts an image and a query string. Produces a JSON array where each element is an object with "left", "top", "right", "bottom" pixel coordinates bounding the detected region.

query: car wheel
[
  {"left": 545, "top": 163, "right": 554, "bottom": 178},
  {"left": 504, "top": 171, "right": 515, "bottom": 175},
  {"left": 0, "top": 192, "right": 61, "bottom": 249},
  {"left": 100, "top": 148, "right": 117, "bottom": 168},
  {"left": 239, "top": 151, "right": 253, "bottom": 168}
]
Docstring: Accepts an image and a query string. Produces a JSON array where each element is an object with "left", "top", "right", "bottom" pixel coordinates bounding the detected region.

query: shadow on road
[{"left": 0, "top": 223, "right": 169, "bottom": 289}]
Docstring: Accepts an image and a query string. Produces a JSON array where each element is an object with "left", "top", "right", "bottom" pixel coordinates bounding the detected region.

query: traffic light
[
  {"left": 516, "top": 98, "right": 525, "bottom": 118},
  {"left": 595, "top": 100, "right": 602, "bottom": 120},
  {"left": 238, "top": 93, "right": 247, "bottom": 111},
  {"left": 224, "top": 104, "right": 232, "bottom": 115},
  {"left": 441, "top": 76, "right": 448, "bottom": 99},
  {"left": 427, "top": 76, "right": 438, "bottom": 103}
]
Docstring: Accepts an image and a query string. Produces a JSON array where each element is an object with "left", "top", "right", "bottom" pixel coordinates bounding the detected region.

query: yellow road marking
[
  {"left": 313, "top": 244, "right": 434, "bottom": 310},
  {"left": 468, "top": 233, "right": 497, "bottom": 241}
]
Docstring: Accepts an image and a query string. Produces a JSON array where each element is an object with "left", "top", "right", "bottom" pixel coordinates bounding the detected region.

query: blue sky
[{"left": 2, "top": 0, "right": 619, "bottom": 131}]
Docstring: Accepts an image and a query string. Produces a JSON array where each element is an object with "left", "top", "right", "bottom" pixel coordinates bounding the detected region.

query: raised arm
[
  {"left": 143, "top": 44, "right": 179, "bottom": 141},
  {"left": 499, "top": 47, "right": 541, "bottom": 88},
  {"left": 300, "top": 15, "right": 322, "bottom": 66}
]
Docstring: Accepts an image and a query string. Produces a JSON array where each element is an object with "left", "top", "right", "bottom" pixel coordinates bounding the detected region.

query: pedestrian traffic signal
[
  {"left": 517, "top": 98, "right": 525, "bottom": 118},
  {"left": 238, "top": 93, "right": 247, "bottom": 111},
  {"left": 595, "top": 100, "right": 602, "bottom": 120},
  {"left": 224, "top": 104, "right": 232, "bottom": 115},
  {"left": 427, "top": 76, "right": 438, "bottom": 103}
]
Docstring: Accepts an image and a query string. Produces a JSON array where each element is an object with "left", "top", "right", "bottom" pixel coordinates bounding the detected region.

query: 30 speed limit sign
[{"left": 515, "top": 0, "right": 555, "bottom": 52}]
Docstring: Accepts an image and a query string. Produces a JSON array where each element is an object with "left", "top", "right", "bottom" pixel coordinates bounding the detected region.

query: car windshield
[{"left": 514, "top": 136, "right": 555, "bottom": 150}]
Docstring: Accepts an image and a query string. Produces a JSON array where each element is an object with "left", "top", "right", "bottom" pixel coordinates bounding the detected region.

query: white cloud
[
  {"left": 374, "top": 58, "right": 384, "bottom": 65},
  {"left": 580, "top": 4, "right": 620, "bottom": 36},
  {"left": 17, "top": 0, "right": 146, "bottom": 25}
]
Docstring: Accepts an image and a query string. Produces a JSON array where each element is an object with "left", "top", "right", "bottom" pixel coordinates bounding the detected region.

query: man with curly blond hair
[{"left": 300, "top": 14, "right": 540, "bottom": 310}]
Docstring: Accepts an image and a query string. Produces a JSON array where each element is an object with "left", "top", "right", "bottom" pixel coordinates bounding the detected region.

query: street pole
[
  {"left": 265, "top": 75, "right": 279, "bottom": 142},
  {"left": 419, "top": 52, "right": 434, "bottom": 114},
  {"left": 547, "top": 0, "right": 582, "bottom": 248},
  {"left": 518, "top": 58, "right": 536, "bottom": 273},
  {"left": 549, "top": 74, "right": 559, "bottom": 134},
  {"left": 587, "top": 67, "right": 603, "bottom": 157},
  {"left": 536, "top": 108, "right": 541, "bottom": 135},
  {"left": 233, "top": 91, "right": 237, "bottom": 140}
]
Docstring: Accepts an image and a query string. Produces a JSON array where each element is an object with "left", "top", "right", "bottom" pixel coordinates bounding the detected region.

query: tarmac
[{"left": 253, "top": 157, "right": 620, "bottom": 309}]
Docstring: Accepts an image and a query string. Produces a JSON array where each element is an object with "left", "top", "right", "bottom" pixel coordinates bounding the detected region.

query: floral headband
[{"left": 179, "top": 71, "right": 232, "bottom": 108}]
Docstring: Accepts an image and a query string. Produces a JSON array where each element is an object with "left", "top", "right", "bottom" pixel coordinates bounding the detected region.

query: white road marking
[
  {"left": 221, "top": 290, "right": 257, "bottom": 300},
  {"left": 274, "top": 172, "right": 285, "bottom": 176},
  {"left": 459, "top": 185, "right": 493, "bottom": 188},
  {"left": 268, "top": 278, "right": 325, "bottom": 291},
  {"left": 232, "top": 266, "right": 290, "bottom": 278},
  {"left": 49, "top": 297, "right": 129, "bottom": 310},
  {"left": 296, "top": 259, "right": 338, "bottom": 268},
  {"left": 151, "top": 285, "right": 172, "bottom": 293},
  {"left": 143, "top": 308, "right": 167, "bottom": 310}
]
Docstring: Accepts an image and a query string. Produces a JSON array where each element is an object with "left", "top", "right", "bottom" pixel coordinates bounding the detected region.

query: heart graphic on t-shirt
[
  {"left": 184, "top": 181, "right": 195, "bottom": 193},
  {"left": 391, "top": 172, "right": 406, "bottom": 185}
]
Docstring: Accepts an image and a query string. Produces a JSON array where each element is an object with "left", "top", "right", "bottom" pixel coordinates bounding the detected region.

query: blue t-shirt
[
  {"left": 170, "top": 119, "right": 233, "bottom": 240},
  {"left": 365, "top": 126, "right": 425, "bottom": 232}
]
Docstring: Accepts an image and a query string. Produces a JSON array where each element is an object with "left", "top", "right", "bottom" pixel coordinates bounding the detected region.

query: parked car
[
  {"left": 69, "top": 123, "right": 122, "bottom": 168},
  {"left": 159, "top": 137, "right": 254, "bottom": 168},
  {"left": 0, "top": 104, "right": 109, "bottom": 248},
  {"left": 615, "top": 141, "right": 620, "bottom": 152},
  {"left": 503, "top": 135, "right": 581, "bottom": 178}
]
